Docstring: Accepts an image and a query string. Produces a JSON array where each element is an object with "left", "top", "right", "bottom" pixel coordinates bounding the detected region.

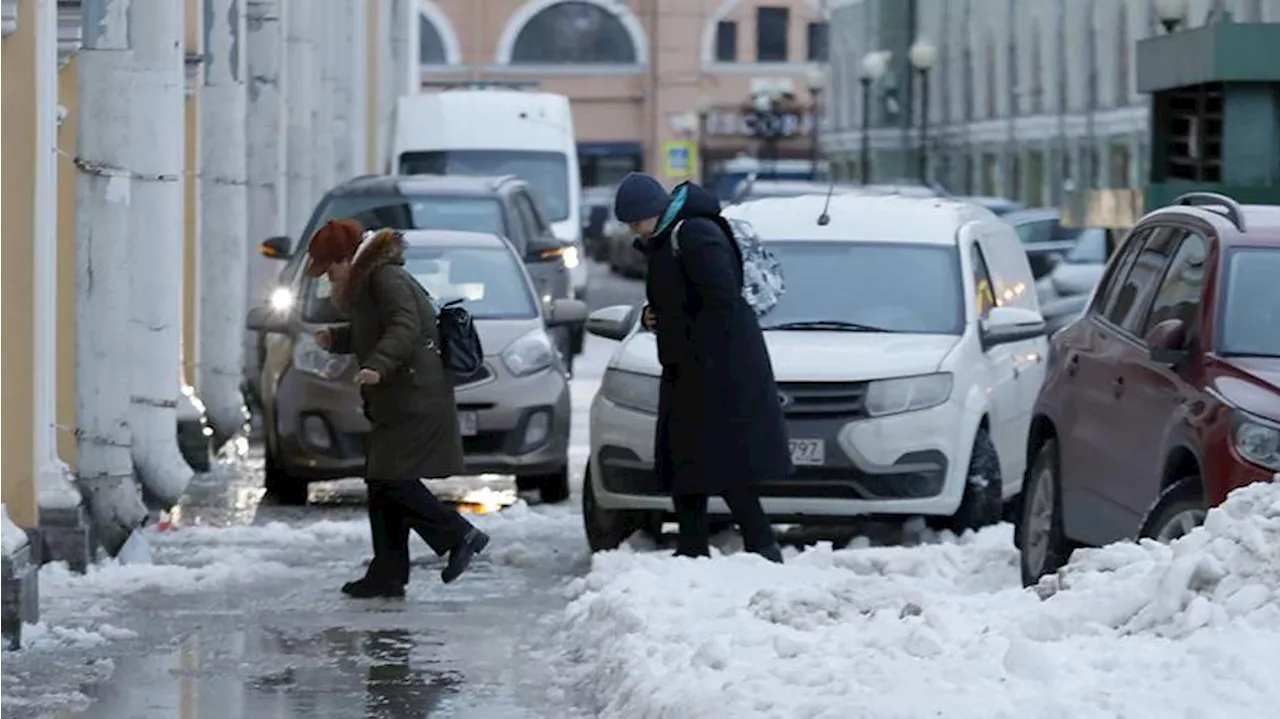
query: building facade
[
  {"left": 412, "top": 0, "right": 830, "bottom": 190},
  {"left": 822, "top": 0, "right": 1277, "bottom": 206}
]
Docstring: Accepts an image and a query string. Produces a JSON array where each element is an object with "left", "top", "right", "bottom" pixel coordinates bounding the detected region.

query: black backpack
[{"left": 432, "top": 298, "right": 485, "bottom": 385}]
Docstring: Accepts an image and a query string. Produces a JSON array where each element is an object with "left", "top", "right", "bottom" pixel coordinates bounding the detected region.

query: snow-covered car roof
[{"left": 721, "top": 194, "right": 999, "bottom": 246}]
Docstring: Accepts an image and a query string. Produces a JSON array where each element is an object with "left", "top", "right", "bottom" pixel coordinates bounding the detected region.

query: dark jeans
[
  {"left": 364, "top": 479, "right": 474, "bottom": 585},
  {"left": 673, "top": 486, "right": 782, "bottom": 562}
]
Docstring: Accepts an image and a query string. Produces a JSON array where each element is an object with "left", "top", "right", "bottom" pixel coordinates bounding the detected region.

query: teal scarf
[{"left": 653, "top": 185, "right": 688, "bottom": 237}]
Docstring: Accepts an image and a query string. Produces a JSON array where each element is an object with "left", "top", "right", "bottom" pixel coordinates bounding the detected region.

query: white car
[{"left": 582, "top": 194, "right": 1050, "bottom": 551}]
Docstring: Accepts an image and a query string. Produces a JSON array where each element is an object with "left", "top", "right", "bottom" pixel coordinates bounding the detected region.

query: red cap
[{"left": 305, "top": 219, "right": 364, "bottom": 277}]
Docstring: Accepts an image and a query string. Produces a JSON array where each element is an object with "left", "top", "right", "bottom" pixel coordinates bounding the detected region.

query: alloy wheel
[
  {"left": 1156, "top": 508, "right": 1206, "bottom": 543},
  {"left": 1022, "top": 465, "right": 1056, "bottom": 576}
]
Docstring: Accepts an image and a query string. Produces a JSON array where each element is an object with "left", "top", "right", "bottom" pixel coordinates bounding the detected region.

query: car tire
[
  {"left": 946, "top": 427, "right": 1004, "bottom": 533},
  {"left": 1017, "top": 438, "right": 1069, "bottom": 587},
  {"left": 263, "top": 440, "right": 308, "bottom": 506},
  {"left": 583, "top": 466, "right": 659, "bottom": 552},
  {"left": 518, "top": 467, "right": 571, "bottom": 505},
  {"left": 1139, "top": 476, "right": 1206, "bottom": 543}
]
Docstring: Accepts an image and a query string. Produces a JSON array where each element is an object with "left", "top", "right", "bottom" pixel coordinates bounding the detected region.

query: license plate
[
  {"left": 789, "top": 439, "right": 825, "bottom": 466},
  {"left": 458, "top": 411, "right": 478, "bottom": 438}
]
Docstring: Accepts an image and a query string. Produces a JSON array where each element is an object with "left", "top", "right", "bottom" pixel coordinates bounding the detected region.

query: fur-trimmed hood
[{"left": 334, "top": 229, "right": 406, "bottom": 312}]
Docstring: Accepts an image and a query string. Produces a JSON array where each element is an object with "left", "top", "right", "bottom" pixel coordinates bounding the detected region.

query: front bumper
[
  {"left": 588, "top": 386, "right": 967, "bottom": 521},
  {"left": 274, "top": 362, "right": 571, "bottom": 480}
]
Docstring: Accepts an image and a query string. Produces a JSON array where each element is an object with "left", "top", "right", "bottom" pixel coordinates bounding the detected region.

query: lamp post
[
  {"left": 1154, "top": 0, "right": 1189, "bottom": 32},
  {"left": 859, "top": 50, "right": 890, "bottom": 185},
  {"left": 909, "top": 37, "right": 937, "bottom": 185},
  {"left": 695, "top": 97, "right": 713, "bottom": 183},
  {"left": 806, "top": 66, "right": 827, "bottom": 180}
]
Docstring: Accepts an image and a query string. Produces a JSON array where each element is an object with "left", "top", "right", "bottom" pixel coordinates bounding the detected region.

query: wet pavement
[{"left": 1, "top": 262, "right": 641, "bottom": 718}]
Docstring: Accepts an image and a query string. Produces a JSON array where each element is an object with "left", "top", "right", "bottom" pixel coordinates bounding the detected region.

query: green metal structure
[{"left": 1136, "top": 18, "right": 1280, "bottom": 210}]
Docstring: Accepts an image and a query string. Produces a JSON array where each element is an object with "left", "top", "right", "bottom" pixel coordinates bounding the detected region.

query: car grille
[{"left": 776, "top": 381, "right": 869, "bottom": 418}]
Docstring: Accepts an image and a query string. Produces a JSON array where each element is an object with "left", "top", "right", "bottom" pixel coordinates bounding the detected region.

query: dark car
[
  {"left": 1002, "top": 207, "right": 1097, "bottom": 280},
  {"left": 248, "top": 230, "right": 586, "bottom": 505},
  {"left": 582, "top": 185, "right": 618, "bottom": 262},
  {"left": 245, "top": 174, "right": 584, "bottom": 403},
  {"left": 1017, "top": 193, "right": 1280, "bottom": 587}
]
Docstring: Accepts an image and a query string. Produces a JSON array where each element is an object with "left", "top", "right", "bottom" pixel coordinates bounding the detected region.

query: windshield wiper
[{"left": 761, "top": 320, "right": 898, "bottom": 333}]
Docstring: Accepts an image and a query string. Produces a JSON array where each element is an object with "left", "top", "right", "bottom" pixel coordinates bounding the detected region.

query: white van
[{"left": 391, "top": 90, "right": 588, "bottom": 302}]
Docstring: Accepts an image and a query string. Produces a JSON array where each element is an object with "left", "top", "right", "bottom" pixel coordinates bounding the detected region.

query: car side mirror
[
  {"left": 547, "top": 298, "right": 588, "bottom": 328},
  {"left": 260, "top": 235, "right": 293, "bottom": 260},
  {"left": 586, "top": 304, "right": 637, "bottom": 341},
  {"left": 980, "top": 306, "right": 1046, "bottom": 351},
  {"left": 1145, "top": 318, "right": 1188, "bottom": 366},
  {"left": 246, "top": 306, "right": 292, "bottom": 334}
]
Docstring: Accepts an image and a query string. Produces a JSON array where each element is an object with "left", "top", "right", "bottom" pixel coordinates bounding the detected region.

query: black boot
[
  {"left": 341, "top": 576, "right": 406, "bottom": 599},
  {"left": 441, "top": 528, "right": 489, "bottom": 584}
]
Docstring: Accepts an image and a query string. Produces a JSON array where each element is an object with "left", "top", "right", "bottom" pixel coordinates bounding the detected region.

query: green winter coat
[{"left": 327, "top": 230, "right": 466, "bottom": 481}]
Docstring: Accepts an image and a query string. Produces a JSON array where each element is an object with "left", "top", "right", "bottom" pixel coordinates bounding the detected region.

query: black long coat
[
  {"left": 639, "top": 182, "right": 792, "bottom": 496},
  {"left": 328, "top": 231, "right": 466, "bottom": 482}
]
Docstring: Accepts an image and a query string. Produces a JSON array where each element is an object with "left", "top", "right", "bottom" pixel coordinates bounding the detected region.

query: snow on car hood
[{"left": 612, "top": 330, "right": 959, "bottom": 382}]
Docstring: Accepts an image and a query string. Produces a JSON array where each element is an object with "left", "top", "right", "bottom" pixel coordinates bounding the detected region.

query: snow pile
[
  {"left": 556, "top": 481, "right": 1280, "bottom": 719},
  {"left": 1032, "top": 479, "right": 1280, "bottom": 639},
  {"left": 1, "top": 502, "right": 29, "bottom": 556}
]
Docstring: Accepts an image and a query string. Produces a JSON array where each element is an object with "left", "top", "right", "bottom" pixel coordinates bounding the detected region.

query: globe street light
[
  {"left": 909, "top": 38, "right": 938, "bottom": 185},
  {"left": 1155, "top": 0, "right": 1190, "bottom": 33},
  {"left": 859, "top": 50, "right": 890, "bottom": 184},
  {"left": 806, "top": 66, "right": 828, "bottom": 179}
]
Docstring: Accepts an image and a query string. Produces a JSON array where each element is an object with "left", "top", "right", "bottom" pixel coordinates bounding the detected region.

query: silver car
[{"left": 248, "top": 230, "right": 587, "bottom": 505}]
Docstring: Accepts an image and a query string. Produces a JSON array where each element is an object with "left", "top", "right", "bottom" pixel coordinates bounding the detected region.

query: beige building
[{"left": 415, "top": 0, "right": 830, "bottom": 193}]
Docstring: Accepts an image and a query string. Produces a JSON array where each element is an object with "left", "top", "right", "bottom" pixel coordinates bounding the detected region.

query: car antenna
[{"left": 816, "top": 173, "right": 835, "bottom": 226}]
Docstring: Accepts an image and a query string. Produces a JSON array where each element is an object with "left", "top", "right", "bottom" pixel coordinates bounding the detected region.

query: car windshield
[
  {"left": 310, "top": 194, "right": 506, "bottom": 236},
  {"left": 399, "top": 150, "right": 570, "bottom": 222},
  {"left": 1065, "top": 228, "right": 1110, "bottom": 264},
  {"left": 1219, "top": 248, "right": 1280, "bottom": 358},
  {"left": 758, "top": 241, "right": 964, "bottom": 334},
  {"left": 303, "top": 245, "right": 539, "bottom": 323}
]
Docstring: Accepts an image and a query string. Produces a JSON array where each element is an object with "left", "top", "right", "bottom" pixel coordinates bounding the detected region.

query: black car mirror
[
  {"left": 246, "top": 306, "right": 292, "bottom": 334},
  {"left": 980, "top": 306, "right": 1046, "bottom": 350},
  {"left": 260, "top": 235, "right": 293, "bottom": 260}
]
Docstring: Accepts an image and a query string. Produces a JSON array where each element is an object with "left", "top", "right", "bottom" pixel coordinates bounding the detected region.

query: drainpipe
[
  {"left": 198, "top": 0, "right": 249, "bottom": 445},
  {"left": 130, "top": 0, "right": 195, "bottom": 507},
  {"left": 285, "top": 2, "right": 314, "bottom": 237},
  {"left": 331, "top": 0, "right": 352, "bottom": 182},
  {"left": 34, "top": 0, "right": 91, "bottom": 569},
  {"left": 349, "top": 0, "right": 369, "bottom": 174},
  {"left": 312, "top": 6, "right": 334, "bottom": 198},
  {"left": 74, "top": 0, "right": 149, "bottom": 556},
  {"left": 245, "top": 0, "right": 287, "bottom": 362}
]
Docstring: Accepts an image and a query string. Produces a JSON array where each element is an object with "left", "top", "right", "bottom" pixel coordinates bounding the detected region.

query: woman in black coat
[
  {"left": 614, "top": 173, "right": 790, "bottom": 562},
  {"left": 307, "top": 221, "right": 490, "bottom": 597}
]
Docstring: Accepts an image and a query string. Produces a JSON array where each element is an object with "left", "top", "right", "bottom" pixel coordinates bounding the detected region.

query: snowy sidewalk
[{"left": 554, "top": 481, "right": 1280, "bottom": 719}]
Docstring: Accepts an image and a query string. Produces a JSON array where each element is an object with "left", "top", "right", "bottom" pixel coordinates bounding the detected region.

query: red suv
[{"left": 1017, "top": 193, "right": 1280, "bottom": 587}]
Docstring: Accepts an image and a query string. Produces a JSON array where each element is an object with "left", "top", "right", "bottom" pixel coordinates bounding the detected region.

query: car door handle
[
  {"left": 1066, "top": 354, "right": 1079, "bottom": 377},
  {"left": 1112, "top": 376, "right": 1125, "bottom": 398}
]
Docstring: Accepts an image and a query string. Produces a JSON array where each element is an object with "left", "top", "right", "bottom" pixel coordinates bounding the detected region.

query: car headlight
[
  {"left": 1233, "top": 410, "right": 1280, "bottom": 471},
  {"left": 865, "top": 373, "right": 953, "bottom": 417},
  {"left": 292, "top": 332, "right": 352, "bottom": 380},
  {"left": 269, "top": 287, "right": 294, "bottom": 312},
  {"left": 562, "top": 244, "right": 581, "bottom": 269},
  {"left": 502, "top": 329, "right": 555, "bottom": 377},
  {"left": 601, "top": 368, "right": 660, "bottom": 415}
]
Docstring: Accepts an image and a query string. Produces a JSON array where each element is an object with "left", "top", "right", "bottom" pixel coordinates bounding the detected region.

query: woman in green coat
[{"left": 307, "top": 220, "right": 489, "bottom": 598}]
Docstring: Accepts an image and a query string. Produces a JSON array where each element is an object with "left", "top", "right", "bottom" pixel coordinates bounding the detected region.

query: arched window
[
  {"left": 419, "top": 15, "right": 447, "bottom": 65},
  {"left": 510, "top": 1, "right": 638, "bottom": 64}
]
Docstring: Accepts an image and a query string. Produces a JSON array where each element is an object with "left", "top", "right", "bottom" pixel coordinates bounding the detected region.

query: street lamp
[
  {"left": 806, "top": 66, "right": 827, "bottom": 179},
  {"left": 909, "top": 37, "right": 937, "bottom": 185},
  {"left": 1155, "top": 0, "right": 1190, "bottom": 33},
  {"left": 750, "top": 86, "right": 784, "bottom": 176},
  {"left": 859, "top": 50, "right": 890, "bottom": 184}
]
